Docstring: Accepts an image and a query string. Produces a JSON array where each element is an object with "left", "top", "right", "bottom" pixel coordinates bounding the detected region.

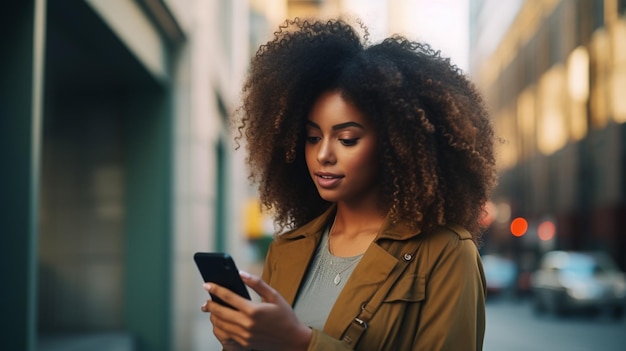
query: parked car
[
  {"left": 531, "top": 250, "right": 626, "bottom": 318},
  {"left": 481, "top": 254, "right": 517, "bottom": 298}
]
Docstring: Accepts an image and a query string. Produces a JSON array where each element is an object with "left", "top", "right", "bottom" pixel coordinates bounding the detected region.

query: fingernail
[
  {"left": 203, "top": 283, "right": 212, "bottom": 291},
  {"left": 239, "top": 270, "right": 251, "bottom": 279}
]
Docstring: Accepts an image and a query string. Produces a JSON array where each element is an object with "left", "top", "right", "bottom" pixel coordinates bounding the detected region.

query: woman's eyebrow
[
  {"left": 305, "top": 120, "right": 364, "bottom": 130},
  {"left": 332, "top": 121, "right": 364, "bottom": 130}
]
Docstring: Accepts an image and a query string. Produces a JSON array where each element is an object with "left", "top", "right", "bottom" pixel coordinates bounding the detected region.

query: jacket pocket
[{"left": 383, "top": 273, "right": 426, "bottom": 302}]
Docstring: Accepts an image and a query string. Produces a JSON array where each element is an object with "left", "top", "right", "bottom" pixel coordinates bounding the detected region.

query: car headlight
[
  {"left": 567, "top": 287, "right": 593, "bottom": 299},
  {"left": 566, "top": 283, "right": 602, "bottom": 300}
]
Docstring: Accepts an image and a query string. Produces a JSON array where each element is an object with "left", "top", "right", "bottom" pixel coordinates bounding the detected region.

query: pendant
[{"left": 334, "top": 273, "right": 341, "bottom": 285}]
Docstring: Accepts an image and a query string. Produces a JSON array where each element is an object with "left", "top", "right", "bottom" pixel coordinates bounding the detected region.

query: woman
[{"left": 201, "top": 18, "right": 497, "bottom": 351}]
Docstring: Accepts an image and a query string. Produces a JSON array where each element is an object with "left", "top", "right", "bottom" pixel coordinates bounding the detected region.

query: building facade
[
  {"left": 1, "top": 1, "right": 252, "bottom": 350},
  {"left": 470, "top": 0, "right": 626, "bottom": 274}
]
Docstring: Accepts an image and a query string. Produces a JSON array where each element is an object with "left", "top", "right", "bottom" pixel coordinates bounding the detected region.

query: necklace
[
  {"left": 327, "top": 220, "right": 362, "bottom": 285},
  {"left": 329, "top": 255, "right": 360, "bottom": 285}
]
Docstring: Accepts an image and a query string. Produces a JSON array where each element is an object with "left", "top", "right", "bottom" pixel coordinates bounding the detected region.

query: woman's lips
[{"left": 315, "top": 173, "right": 343, "bottom": 188}]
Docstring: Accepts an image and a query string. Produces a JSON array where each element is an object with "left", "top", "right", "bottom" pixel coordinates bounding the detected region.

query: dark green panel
[
  {"left": 0, "top": 1, "right": 44, "bottom": 350},
  {"left": 123, "top": 88, "right": 173, "bottom": 351},
  {"left": 215, "top": 139, "right": 226, "bottom": 252}
]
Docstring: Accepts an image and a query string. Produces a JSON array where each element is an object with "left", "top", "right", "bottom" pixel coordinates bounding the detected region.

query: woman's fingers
[
  {"left": 203, "top": 282, "right": 251, "bottom": 313},
  {"left": 211, "top": 316, "right": 248, "bottom": 351},
  {"left": 199, "top": 281, "right": 258, "bottom": 349},
  {"left": 239, "top": 271, "right": 280, "bottom": 304}
]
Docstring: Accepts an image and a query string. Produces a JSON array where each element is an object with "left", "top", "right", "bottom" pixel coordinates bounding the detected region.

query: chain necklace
[
  {"left": 329, "top": 255, "right": 360, "bottom": 285},
  {"left": 328, "top": 220, "right": 363, "bottom": 285}
]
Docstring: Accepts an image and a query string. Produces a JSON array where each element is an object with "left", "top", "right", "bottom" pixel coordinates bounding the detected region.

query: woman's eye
[
  {"left": 306, "top": 136, "right": 321, "bottom": 144},
  {"left": 339, "top": 138, "right": 358, "bottom": 146}
]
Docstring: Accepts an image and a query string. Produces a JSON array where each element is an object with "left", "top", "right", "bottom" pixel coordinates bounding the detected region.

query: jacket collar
[{"left": 279, "top": 204, "right": 422, "bottom": 242}]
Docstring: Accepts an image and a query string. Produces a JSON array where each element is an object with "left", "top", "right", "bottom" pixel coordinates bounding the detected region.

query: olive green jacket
[{"left": 262, "top": 206, "right": 486, "bottom": 351}]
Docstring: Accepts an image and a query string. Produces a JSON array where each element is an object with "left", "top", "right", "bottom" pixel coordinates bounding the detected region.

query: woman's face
[{"left": 305, "top": 90, "right": 380, "bottom": 206}]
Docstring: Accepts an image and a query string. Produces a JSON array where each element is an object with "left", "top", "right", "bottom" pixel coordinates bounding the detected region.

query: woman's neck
[{"left": 328, "top": 203, "right": 387, "bottom": 256}]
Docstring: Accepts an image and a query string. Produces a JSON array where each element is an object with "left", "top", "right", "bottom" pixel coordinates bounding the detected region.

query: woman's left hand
[{"left": 201, "top": 271, "right": 312, "bottom": 351}]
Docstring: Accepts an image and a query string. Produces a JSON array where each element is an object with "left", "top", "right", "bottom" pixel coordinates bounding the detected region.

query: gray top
[{"left": 293, "top": 223, "right": 364, "bottom": 330}]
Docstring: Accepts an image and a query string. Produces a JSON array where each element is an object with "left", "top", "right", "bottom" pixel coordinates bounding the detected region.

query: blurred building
[
  {"left": 1, "top": 0, "right": 253, "bottom": 350},
  {"left": 470, "top": 0, "right": 626, "bottom": 273}
]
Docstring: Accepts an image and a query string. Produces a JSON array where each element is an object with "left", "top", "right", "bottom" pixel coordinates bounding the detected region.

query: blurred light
[
  {"left": 567, "top": 46, "right": 590, "bottom": 101},
  {"left": 510, "top": 217, "right": 528, "bottom": 237},
  {"left": 538, "top": 66, "right": 567, "bottom": 155},
  {"left": 537, "top": 220, "right": 556, "bottom": 241},
  {"left": 567, "top": 46, "right": 590, "bottom": 140}
]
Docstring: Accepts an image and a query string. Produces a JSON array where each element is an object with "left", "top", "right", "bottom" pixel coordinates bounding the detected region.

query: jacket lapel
[
  {"left": 271, "top": 206, "right": 336, "bottom": 305},
  {"left": 273, "top": 234, "right": 321, "bottom": 305}
]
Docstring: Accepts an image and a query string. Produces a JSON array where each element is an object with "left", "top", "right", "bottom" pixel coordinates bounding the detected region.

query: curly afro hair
[{"left": 236, "top": 18, "right": 497, "bottom": 242}]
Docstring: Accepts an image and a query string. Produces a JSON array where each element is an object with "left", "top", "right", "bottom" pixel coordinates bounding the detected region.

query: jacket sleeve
[{"left": 412, "top": 235, "right": 486, "bottom": 351}]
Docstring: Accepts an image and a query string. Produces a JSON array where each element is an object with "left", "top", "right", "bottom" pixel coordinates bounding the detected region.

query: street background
[
  {"left": 2, "top": 0, "right": 626, "bottom": 350},
  {"left": 484, "top": 297, "right": 626, "bottom": 351}
]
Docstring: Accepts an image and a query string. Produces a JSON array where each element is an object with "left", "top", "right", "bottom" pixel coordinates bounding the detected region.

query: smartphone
[{"left": 193, "top": 252, "right": 251, "bottom": 308}]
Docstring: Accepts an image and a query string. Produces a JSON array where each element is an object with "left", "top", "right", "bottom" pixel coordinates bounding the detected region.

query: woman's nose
[{"left": 317, "top": 139, "right": 336, "bottom": 164}]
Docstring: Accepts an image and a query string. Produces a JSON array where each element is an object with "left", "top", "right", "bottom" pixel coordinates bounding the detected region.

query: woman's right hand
[{"left": 200, "top": 271, "right": 312, "bottom": 351}]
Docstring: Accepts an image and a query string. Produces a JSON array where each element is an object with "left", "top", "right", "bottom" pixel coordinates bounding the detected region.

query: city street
[{"left": 484, "top": 297, "right": 626, "bottom": 351}]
